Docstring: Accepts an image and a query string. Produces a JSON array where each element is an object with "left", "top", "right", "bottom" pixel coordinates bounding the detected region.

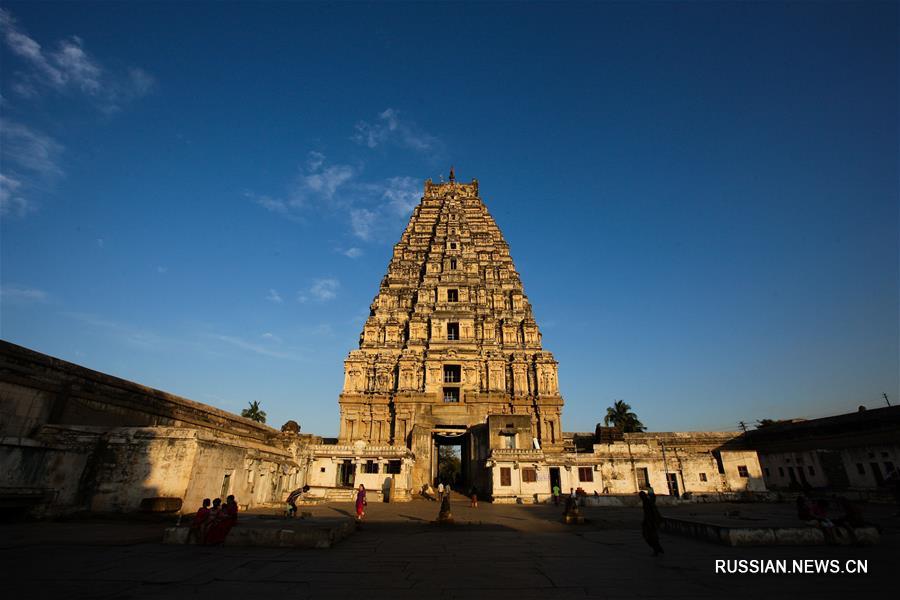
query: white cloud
[
  {"left": 63, "top": 312, "right": 164, "bottom": 349},
  {"left": 353, "top": 108, "right": 440, "bottom": 153},
  {"left": 381, "top": 176, "right": 420, "bottom": 215},
  {"left": 247, "top": 149, "right": 424, "bottom": 242},
  {"left": 156, "top": 266, "right": 168, "bottom": 274},
  {"left": 0, "top": 284, "right": 48, "bottom": 303},
  {"left": 0, "top": 173, "right": 32, "bottom": 217},
  {"left": 0, "top": 119, "right": 63, "bottom": 177},
  {"left": 246, "top": 191, "right": 291, "bottom": 217},
  {"left": 298, "top": 278, "right": 340, "bottom": 303},
  {"left": 293, "top": 156, "right": 355, "bottom": 207},
  {"left": 350, "top": 208, "right": 376, "bottom": 240},
  {"left": 306, "top": 151, "right": 325, "bottom": 172},
  {"left": 210, "top": 333, "right": 304, "bottom": 361},
  {"left": 0, "top": 8, "right": 154, "bottom": 111},
  {"left": 260, "top": 332, "right": 282, "bottom": 342},
  {"left": 0, "top": 119, "right": 64, "bottom": 216},
  {"left": 342, "top": 247, "right": 363, "bottom": 259},
  {"left": 51, "top": 35, "right": 102, "bottom": 94},
  {"left": 310, "top": 323, "right": 334, "bottom": 336},
  {"left": 247, "top": 152, "right": 355, "bottom": 221},
  {"left": 266, "top": 289, "right": 283, "bottom": 303}
]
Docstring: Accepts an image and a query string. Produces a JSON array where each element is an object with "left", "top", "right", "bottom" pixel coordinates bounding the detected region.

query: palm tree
[
  {"left": 603, "top": 400, "right": 645, "bottom": 432},
  {"left": 241, "top": 400, "right": 267, "bottom": 423}
]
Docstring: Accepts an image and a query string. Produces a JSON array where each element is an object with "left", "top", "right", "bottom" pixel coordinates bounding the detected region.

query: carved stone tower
[{"left": 338, "top": 176, "right": 564, "bottom": 463}]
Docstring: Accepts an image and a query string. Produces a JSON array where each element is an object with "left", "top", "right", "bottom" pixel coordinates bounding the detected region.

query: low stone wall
[
  {"left": 163, "top": 517, "right": 355, "bottom": 548},
  {"left": 661, "top": 517, "right": 879, "bottom": 546}
]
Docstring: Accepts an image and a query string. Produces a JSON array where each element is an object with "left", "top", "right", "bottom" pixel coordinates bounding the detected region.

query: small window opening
[
  {"left": 737, "top": 465, "right": 749, "bottom": 478},
  {"left": 636, "top": 467, "right": 650, "bottom": 490},
  {"left": 699, "top": 472, "right": 708, "bottom": 482},
  {"left": 447, "top": 322, "right": 459, "bottom": 340},
  {"left": 443, "top": 387, "right": 460, "bottom": 403},
  {"left": 450, "top": 259, "right": 457, "bottom": 270},
  {"left": 443, "top": 365, "right": 461, "bottom": 383},
  {"left": 386, "top": 460, "right": 402, "bottom": 474},
  {"left": 447, "top": 289, "right": 458, "bottom": 302}
]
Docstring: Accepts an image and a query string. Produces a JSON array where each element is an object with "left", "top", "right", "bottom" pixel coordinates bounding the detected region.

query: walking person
[
  {"left": 286, "top": 484, "right": 309, "bottom": 518},
  {"left": 469, "top": 485, "right": 478, "bottom": 508},
  {"left": 355, "top": 484, "right": 367, "bottom": 522},
  {"left": 639, "top": 490, "right": 664, "bottom": 556},
  {"left": 437, "top": 481, "right": 445, "bottom": 499}
]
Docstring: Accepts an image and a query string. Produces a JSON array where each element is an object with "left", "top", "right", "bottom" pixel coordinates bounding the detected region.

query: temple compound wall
[{"left": 0, "top": 340, "right": 310, "bottom": 517}]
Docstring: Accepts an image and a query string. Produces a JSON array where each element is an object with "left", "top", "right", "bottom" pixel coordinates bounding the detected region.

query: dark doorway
[
  {"left": 796, "top": 465, "right": 809, "bottom": 487},
  {"left": 338, "top": 460, "right": 355, "bottom": 487},
  {"left": 870, "top": 463, "right": 884, "bottom": 486},
  {"left": 549, "top": 467, "right": 561, "bottom": 493},
  {"left": 787, "top": 467, "right": 799, "bottom": 487},
  {"left": 666, "top": 473, "right": 680, "bottom": 498},
  {"left": 433, "top": 430, "right": 468, "bottom": 490}
]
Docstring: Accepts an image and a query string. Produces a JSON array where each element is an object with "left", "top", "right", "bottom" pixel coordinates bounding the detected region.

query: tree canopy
[
  {"left": 603, "top": 400, "right": 646, "bottom": 432},
  {"left": 241, "top": 400, "right": 267, "bottom": 423}
]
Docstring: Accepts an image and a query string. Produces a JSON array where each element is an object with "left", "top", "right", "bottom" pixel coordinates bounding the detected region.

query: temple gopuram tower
[{"left": 338, "top": 170, "right": 564, "bottom": 489}]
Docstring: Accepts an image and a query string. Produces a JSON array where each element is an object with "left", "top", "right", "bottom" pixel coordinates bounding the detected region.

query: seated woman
[
  {"left": 204, "top": 495, "right": 238, "bottom": 545},
  {"left": 186, "top": 498, "right": 211, "bottom": 544}
]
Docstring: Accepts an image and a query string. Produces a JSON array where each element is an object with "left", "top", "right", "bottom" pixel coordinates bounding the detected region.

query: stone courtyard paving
[{"left": 1, "top": 496, "right": 897, "bottom": 599}]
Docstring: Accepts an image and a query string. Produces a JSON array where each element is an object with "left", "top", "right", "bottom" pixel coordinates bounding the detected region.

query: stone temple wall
[{"left": 0, "top": 340, "right": 308, "bottom": 516}]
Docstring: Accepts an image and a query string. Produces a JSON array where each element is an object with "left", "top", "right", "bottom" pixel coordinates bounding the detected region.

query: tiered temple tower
[{"left": 338, "top": 172, "right": 564, "bottom": 467}]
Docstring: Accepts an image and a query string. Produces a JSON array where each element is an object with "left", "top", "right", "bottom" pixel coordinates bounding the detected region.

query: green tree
[
  {"left": 437, "top": 445, "right": 461, "bottom": 486},
  {"left": 603, "top": 400, "right": 646, "bottom": 432},
  {"left": 755, "top": 418, "right": 780, "bottom": 429},
  {"left": 241, "top": 400, "right": 267, "bottom": 423}
]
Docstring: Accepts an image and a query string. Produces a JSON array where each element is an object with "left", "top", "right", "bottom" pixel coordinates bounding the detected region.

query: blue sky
[{"left": 1, "top": 1, "right": 897, "bottom": 436}]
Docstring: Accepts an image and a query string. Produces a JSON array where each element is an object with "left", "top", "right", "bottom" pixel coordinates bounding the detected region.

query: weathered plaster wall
[
  {"left": 489, "top": 431, "right": 766, "bottom": 503},
  {"left": 0, "top": 341, "right": 306, "bottom": 516}
]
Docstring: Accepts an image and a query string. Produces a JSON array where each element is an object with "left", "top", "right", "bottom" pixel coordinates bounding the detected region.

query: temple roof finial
[{"left": 449, "top": 165, "right": 455, "bottom": 182}]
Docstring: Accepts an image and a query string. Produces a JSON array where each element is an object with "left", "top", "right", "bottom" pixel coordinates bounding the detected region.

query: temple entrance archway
[{"left": 433, "top": 428, "right": 469, "bottom": 491}]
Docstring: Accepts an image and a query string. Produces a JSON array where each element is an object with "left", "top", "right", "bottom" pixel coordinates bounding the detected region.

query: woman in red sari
[
  {"left": 204, "top": 495, "right": 238, "bottom": 545},
  {"left": 355, "top": 484, "right": 367, "bottom": 522}
]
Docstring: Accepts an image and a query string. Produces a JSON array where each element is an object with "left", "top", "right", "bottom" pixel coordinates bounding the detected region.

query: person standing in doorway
[
  {"left": 552, "top": 484, "right": 561, "bottom": 505},
  {"left": 355, "top": 484, "right": 367, "bottom": 522}
]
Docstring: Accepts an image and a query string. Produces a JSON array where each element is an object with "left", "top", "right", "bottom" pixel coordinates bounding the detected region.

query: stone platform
[
  {"left": 163, "top": 515, "right": 355, "bottom": 549},
  {"left": 662, "top": 517, "right": 879, "bottom": 546}
]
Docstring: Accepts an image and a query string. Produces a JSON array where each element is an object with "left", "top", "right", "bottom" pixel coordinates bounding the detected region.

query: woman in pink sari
[{"left": 355, "top": 484, "right": 367, "bottom": 522}]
